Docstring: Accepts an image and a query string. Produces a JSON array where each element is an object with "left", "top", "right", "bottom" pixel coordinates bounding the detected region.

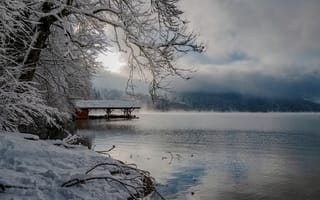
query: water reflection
[
  {"left": 76, "top": 112, "right": 320, "bottom": 200},
  {"left": 157, "top": 165, "right": 207, "bottom": 199}
]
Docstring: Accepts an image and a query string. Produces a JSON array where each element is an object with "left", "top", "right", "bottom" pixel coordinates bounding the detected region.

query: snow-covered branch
[{"left": 0, "top": 0, "right": 203, "bottom": 132}]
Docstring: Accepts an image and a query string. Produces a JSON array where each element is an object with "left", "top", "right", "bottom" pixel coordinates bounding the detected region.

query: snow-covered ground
[{"left": 0, "top": 132, "right": 152, "bottom": 200}]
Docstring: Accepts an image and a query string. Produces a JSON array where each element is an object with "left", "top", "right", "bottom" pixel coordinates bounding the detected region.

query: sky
[{"left": 95, "top": 0, "right": 320, "bottom": 100}]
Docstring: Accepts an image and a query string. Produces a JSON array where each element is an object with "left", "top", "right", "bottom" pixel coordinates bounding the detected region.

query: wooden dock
[{"left": 74, "top": 100, "right": 141, "bottom": 120}]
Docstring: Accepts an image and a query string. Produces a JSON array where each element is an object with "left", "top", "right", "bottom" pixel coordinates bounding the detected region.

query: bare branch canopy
[{"left": 0, "top": 0, "right": 203, "bottom": 131}]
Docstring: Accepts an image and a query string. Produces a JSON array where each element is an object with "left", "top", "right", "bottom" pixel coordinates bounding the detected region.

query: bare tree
[{"left": 0, "top": 0, "right": 203, "bottom": 131}]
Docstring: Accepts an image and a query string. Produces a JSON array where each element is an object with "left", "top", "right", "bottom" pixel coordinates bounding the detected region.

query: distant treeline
[
  {"left": 92, "top": 88, "right": 320, "bottom": 112},
  {"left": 176, "top": 92, "right": 320, "bottom": 112}
]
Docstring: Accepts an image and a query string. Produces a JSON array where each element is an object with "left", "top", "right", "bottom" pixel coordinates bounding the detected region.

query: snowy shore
[{"left": 0, "top": 132, "right": 153, "bottom": 200}]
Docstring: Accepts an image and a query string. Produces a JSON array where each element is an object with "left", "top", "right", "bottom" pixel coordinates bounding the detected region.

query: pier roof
[{"left": 74, "top": 100, "right": 141, "bottom": 109}]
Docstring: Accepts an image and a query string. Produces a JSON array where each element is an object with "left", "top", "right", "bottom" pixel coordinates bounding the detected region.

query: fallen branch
[
  {"left": 0, "top": 153, "right": 155, "bottom": 199},
  {"left": 61, "top": 176, "right": 143, "bottom": 199}
]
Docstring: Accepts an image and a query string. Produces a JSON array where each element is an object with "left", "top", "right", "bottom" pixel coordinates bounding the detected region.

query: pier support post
[{"left": 106, "top": 108, "right": 112, "bottom": 119}]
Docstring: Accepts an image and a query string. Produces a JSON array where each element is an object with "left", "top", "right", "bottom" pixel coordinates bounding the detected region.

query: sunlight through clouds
[{"left": 97, "top": 51, "right": 126, "bottom": 74}]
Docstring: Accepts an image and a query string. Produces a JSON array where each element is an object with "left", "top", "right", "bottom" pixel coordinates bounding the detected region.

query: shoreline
[{"left": 0, "top": 132, "right": 154, "bottom": 200}]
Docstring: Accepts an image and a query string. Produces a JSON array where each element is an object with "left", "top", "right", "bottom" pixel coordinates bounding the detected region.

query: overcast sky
[{"left": 95, "top": 0, "right": 320, "bottom": 100}]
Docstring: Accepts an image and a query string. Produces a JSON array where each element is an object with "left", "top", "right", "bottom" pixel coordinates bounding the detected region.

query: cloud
[
  {"left": 94, "top": 1, "right": 320, "bottom": 100},
  {"left": 181, "top": 0, "right": 320, "bottom": 65},
  {"left": 174, "top": 65, "right": 320, "bottom": 99},
  {"left": 174, "top": 0, "right": 320, "bottom": 99}
]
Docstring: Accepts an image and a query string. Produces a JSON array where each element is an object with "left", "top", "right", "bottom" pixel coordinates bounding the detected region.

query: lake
[{"left": 76, "top": 112, "right": 320, "bottom": 200}]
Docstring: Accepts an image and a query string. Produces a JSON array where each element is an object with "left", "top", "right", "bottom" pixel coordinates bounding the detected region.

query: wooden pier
[{"left": 74, "top": 100, "right": 141, "bottom": 120}]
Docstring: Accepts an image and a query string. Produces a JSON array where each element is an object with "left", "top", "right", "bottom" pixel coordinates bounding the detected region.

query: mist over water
[{"left": 76, "top": 112, "right": 320, "bottom": 200}]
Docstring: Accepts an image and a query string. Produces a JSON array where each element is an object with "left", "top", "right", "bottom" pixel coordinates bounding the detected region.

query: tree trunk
[{"left": 19, "top": 2, "right": 71, "bottom": 81}]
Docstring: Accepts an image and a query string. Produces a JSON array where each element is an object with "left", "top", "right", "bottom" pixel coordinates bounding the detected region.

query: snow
[
  {"left": 74, "top": 100, "right": 141, "bottom": 109},
  {"left": 0, "top": 132, "right": 150, "bottom": 200}
]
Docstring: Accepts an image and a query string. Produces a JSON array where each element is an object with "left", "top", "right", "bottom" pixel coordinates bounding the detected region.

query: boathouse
[{"left": 74, "top": 100, "right": 141, "bottom": 120}]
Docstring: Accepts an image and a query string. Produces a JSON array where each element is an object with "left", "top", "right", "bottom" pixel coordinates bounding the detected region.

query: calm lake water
[{"left": 76, "top": 112, "right": 320, "bottom": 200}]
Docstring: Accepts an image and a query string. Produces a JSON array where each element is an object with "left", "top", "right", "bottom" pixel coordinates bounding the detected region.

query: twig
[
  {"left": 86, "top": 162, "right": 149, "bottom": 176},
  {"left": 154, "top": 189, "right": 167, "bottom": 200},
  {"left": 95, "top": 145, "right": 115, "bottom": 153},
  {"left": 85, "top": 163, "right": 126, "bottom": 174},
  {"left": 0, "top": 183, "right": 4, "bottom": 192},
  {"left": 167, "top": 151, "right": 173, "bottom": 164},
  {"left": 53, "top": 143, "right": 77, "bottom": 149},
  {"left": 96, "top": 151, "right": 111, "bottom": 157},
  {"left": 0, "top": 183, "right": 33, "bottom": 192}
]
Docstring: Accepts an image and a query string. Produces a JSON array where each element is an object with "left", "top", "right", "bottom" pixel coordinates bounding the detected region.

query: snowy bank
[{"left": 0, "top": 132, "right": 153, "bottom": 200}]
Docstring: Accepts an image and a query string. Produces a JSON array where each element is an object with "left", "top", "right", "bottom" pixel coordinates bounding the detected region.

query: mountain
[{"left": 176, "top": 92, "right": 320, "bottom": 112}]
